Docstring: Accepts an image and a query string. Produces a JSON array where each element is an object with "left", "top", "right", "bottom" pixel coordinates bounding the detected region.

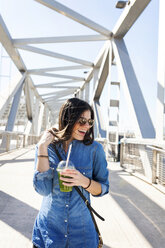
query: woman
[{"left": 32, "top": 98, "right": 109, "bottom": 248}]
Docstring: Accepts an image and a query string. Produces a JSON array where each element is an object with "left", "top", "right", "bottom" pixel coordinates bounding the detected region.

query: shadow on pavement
[
  {"left": 0, "top": 190, "right": 38, "bottom": 240},
  {"left": 109, "top": 168, "right": 165, "bottom": 248},
  {"left": 0, "top": 158, "right": 34, "bottom": 166}
]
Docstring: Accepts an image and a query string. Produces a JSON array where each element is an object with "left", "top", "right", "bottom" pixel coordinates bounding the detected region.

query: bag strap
[{"left": 53, "top": 144, "right": 104, "bottom": 234}]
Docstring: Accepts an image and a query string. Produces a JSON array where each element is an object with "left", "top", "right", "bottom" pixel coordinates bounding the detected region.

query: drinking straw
[{"left": 66, "top": 143, "right": 72, "bottom": 168}]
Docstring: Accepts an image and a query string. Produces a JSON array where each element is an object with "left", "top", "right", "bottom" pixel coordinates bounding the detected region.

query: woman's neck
[{"left": 63, "top": 139, "right": 73, "bottom": 153}]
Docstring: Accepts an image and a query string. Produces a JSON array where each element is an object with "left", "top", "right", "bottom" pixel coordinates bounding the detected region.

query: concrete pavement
[{"left": 0, "top": 146, "right": 165, "bottom": 248}]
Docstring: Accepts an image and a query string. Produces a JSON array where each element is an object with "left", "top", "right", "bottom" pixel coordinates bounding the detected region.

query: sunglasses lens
[
  {"left": 88, "top": 120, "right": 94, "bottom": 126},
  {"left": 78, "top": 118, "right": 94, "bottom": 126},
  {"left": 79, "top": 118, "right": 86, "bottom": 125}
]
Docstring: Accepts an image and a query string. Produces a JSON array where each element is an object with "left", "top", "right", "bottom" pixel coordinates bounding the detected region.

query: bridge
[{"left": 0, "top": 0, "right": 165, "bottom": 247}]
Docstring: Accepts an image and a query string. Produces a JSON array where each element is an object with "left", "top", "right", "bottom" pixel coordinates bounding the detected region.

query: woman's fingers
[
  {"left": 60, "top": 169, "right": 86, "bottom": 187},
  {"left": 38, "top": 130, "right": 54, "bottom": 146}
]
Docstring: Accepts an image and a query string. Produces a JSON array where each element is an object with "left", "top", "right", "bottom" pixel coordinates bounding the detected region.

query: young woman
[{"left": 32, "top": 98, "right": 109, "bottom": 248}]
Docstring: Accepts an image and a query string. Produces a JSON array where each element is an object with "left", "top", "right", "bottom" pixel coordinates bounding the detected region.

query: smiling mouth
[{"left": 78, "top": 130, "right": 86, "bottom": 135}]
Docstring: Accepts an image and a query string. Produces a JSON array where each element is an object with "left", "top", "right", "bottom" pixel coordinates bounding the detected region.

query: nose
[{"left": 84, "top": 122, "right": 91, "bottom": 128}]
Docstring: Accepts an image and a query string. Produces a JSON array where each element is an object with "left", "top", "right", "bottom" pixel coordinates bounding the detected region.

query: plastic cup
[{"left": 56, "top": 160, "right": 75, "bottom": 192}]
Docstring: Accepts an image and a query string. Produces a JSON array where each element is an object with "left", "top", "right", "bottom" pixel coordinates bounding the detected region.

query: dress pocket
[{"left": 76, "top": 167, "right": 92, "bottom": 179}]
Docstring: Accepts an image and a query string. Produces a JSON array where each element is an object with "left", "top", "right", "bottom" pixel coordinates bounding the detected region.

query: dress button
[
  {"left": 83, "top": 172, "right": 85, "bottom": 175},
  {"left": 64, "top": 219, "right": 67, "bottom": 222},
  {"left": 66, "top": 204, "right": 69, "bottom": 207},
  {"left": 65, "top": 235, "right": 67, "bottom": 238}
]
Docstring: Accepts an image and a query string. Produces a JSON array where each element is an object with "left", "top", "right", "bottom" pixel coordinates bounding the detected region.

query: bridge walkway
[{"left": 0, "top": 147, "right": 165, "bottom": 248}]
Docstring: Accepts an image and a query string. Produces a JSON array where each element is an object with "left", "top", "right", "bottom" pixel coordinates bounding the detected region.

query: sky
[{"left": 0, "top": 0, "right": 159, "bottom": 133}]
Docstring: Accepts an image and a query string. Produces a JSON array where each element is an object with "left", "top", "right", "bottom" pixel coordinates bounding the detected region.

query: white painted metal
[
  {"left": 44, "top": 107, "right": 50, "bottom": 129},
  {"left": 93, "top": 101, "right": 106, "bottom": 138},
  {"left": 0, "top": 0, "right": 159, "bottom": 154},
  {"left": 156, "top": 0, "right": 165, "bottom": 140},
  {"left": 28, "top": 71, "right": 85, "bottom": 81},
  {"left": 35, "top": 80, "right": 84, "bottom": 88},
  {"left": 24, "top": 120, "right": 32, "bottom": 135},
  {"left": 0, "top": 14, "right": 26, "bottom": 71},
  {"left": 44, "top": 92, "right": 75, "bottom": 102},
  {"left": 84, "top": 82, "right": 90, "bottom": 102},
  {"left": 33, "top": 98, "right": 39, "bottom": 135},
  {"left": 37, "top": 102, "right": 45, "bottom": 136},
  {"left": 15, "top": 44, "right": 94, "bottom": 67},
  {"left": 0, "top": 14, "right": 49, "bottom": 111},
  {"left": 92, "top": 47, "right": 109, "bottom": 100},
  {"left": 5, "top": 82, "right": 24, "bottom": 131},
  {"left": 24, "top": 77, "right": 34, "bottom": 120},
  {"left": 0, "top": 81, "right": 25, "bottom": 150},
  {"left": 41, "top": 89, "right": 74, "bottom": 97},
  {"left": 112, "top": 38, "right": 155, "bottom": 138},
  {"left": 113, "top": 0, "right": 151, "bottom": 38},
  {"left": 13, "top": 35, "right": 109, "bottom": 45},
  {"left": 0, "top": 73, "right": 26, "bottom": 119},
  {"left": 27, "top": 65, "right": 89, "bottom": 74},
  {"left": 35, "top": 0, "right": 112, "bottom": 37}
]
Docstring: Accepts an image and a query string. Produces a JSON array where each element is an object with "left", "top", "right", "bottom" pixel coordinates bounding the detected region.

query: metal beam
[
  {"left": 156, "top": 0, "right": 165, "bottom": 140},
  {"left": 24, "top": 77, "right": 34, "bottom": 120},
  {"left": 0, "top": 73, "right": 26, "bottom": 119},
  {"left": 80, "top": 41, "right": 110, "bottom": 93},
  {"left": 13, "top": 34, "right": 109, "bottom": 45},
  {"left": 0, "top": 80, "right": 25, "bottom": 150},
  {"left": 39, "top": 86, "right": 80, "bottom": 90},
  {"left": 15, "top": 44, "right": 94, "bottom": 67},
  {"left": 34, "top": 0, "right": 112, "bottom": 37},
  {"left": 28, "top": 71, "right": 85, "bottom": 81},
  {"left": 113, "top": 38, "right": 155, "bottom": 138},
  {"left": 5, "top": 81, "right": 24, "bottom": 131},
  {"left": 0, "top": 14, "right": 26, "bottom": 71},
  {"left": 27, "top": 65, "right": 89, "bottom": 74},
  {"left": 93, "top": 101, "right": 106, "bottom": 138},
  {"left": 37, "top": 102, "right": 45, "bottom": 135},
  {"left": 41, "top": 89, "right": 74, "bottom": 97},
  {"left": 93, "top": 47, "right": 109, "bottom": 100},
  {"left": 35, "top": 80, "right": 83, "bottom": 88},
  {"left": 113, "top": 0, "right": 151, "bottom": 38},
  {"left": 0, "top": 14, "right": 50, "bottom": 111},
  {"left": 44, "top": 90, "right": 75, "bottom": 101}
]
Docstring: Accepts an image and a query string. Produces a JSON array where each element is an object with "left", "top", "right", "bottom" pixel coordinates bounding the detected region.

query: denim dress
[{"left": 32, "top": 140, "right": 109, "bottom": 248}]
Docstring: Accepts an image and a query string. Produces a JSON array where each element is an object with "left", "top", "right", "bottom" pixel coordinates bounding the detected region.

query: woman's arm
[
  {"left": 33, "top": 131, "right": 55, "bottom": 196},
  {"left": 36, "top": 131, "right": 54, "bottom": 172}
]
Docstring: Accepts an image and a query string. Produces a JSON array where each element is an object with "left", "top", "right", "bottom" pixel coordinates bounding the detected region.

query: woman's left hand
[{"left": 60, "top": 169, "right": 90, "bottom": 188}]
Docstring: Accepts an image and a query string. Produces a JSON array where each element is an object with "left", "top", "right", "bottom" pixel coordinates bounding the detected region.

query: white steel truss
[{"left": 0, "top": 0, "right": 161, "bottom": 158}]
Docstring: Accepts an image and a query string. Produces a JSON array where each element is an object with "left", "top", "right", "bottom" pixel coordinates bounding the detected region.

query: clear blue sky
[{"left": 0, "top": 0, "right": 159, "bottom": 132}]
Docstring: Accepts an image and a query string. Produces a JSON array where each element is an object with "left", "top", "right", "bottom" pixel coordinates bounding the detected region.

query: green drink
[{"left": 56, "top": 160, "right": 75, "bottom": 192}]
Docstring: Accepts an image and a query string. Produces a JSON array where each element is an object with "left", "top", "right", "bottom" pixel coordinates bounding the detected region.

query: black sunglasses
[{"left": 78, "top": 117, "right": 94, "bottom": 127}]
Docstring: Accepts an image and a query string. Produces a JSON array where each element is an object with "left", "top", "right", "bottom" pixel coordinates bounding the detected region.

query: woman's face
[{"left": 71, "top": 110, "right": 93, "bottom": 141}]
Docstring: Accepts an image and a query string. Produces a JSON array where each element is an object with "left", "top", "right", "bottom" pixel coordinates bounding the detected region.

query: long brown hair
[{"left": 49, "top": 98, "right": 94, "bottom": 145}]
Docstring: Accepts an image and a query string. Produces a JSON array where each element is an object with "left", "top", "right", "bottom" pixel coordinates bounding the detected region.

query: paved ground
[{"left": 0, "top": 146, "right": 165, "bottom": 248}]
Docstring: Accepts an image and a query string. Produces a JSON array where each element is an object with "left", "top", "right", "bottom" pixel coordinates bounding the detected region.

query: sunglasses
[{"left": 78, "top": 117, "right": 94, "bottom": 127}]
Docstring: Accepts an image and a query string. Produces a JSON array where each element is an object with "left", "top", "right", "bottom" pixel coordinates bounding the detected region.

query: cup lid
[{"left": 56, "top": 160, "right": 75, "bottom": 171}]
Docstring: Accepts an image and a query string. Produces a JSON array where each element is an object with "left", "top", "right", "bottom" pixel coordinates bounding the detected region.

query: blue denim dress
[{"left": 32, "top": 140, "right": 109, "bottom": 248}]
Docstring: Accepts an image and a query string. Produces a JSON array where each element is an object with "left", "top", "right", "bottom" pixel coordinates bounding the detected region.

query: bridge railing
[
  {"left": 120, "top": 138, "right": 165, "bottom": 190},
  {"left": 0, "top": 131, "right": 41, "bottom": 153}
]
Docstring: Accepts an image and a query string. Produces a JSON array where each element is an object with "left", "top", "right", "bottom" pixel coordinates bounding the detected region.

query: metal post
[
  {"left": 152, "top": 149, "right": 158, "bottom": 184},
  {"left": 120, "top": 142, "right": 124, "bottom": 167}
]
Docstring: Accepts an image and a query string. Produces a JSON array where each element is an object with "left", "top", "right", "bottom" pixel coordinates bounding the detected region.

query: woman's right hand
[{"left": 38, "top": 130, "right": 54, "bottom": 148}]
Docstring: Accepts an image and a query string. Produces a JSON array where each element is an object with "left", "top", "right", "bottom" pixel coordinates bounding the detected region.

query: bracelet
[
  {"left": 37, "top": 155, "right": 48, "bottom": 158},
  {"left": 83, "top": 178, "right": 92, "bottom": 190}
]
